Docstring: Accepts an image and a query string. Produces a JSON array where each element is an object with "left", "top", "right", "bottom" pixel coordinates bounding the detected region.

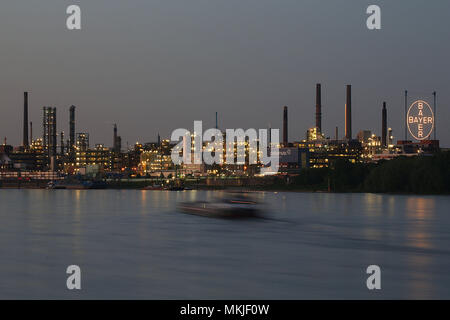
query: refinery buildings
[{"left": 0, "top": 86, "right": 442, "bottom": 181}]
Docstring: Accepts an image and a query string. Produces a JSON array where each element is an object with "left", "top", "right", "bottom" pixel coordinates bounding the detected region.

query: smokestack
[
  {"left": 335, "top": 126, "right": 338, "bottom": 141},
  {"left": 60, "top": 131, "right": 65, "bottom": 155},
  {"left": 283, "top": 106, "right": 288, "bottom": 147},
  {"left": 268, "top": 122, "right": 272, "bottom": 147},
  {"left": 404, "top": 90, "right": 408, "bottom": 140},
  {"left": 52, "top": 107, "right": 57, "bottom": 157},
  {"left": 23, "top": 92, "right": 29, "bottom": 148},
  {"left": 113, "top": 124, "right": 118, "bottom": 152},
  {"left": 215, "top": 112, "right": 218, "bottom": 129},
  {"left": 382, "top": 102, "right": 387, "bottom": 147},
  {"left": 316, "top": 84, "right": 322, "bottom": 133},
  {"left": 117, "top": 136, "right": 122, "bottom": 153},
  {"left": 30, "top": 121, "right": 33, "bottom": 145},
  {"left": 433, "top": 91, "right": 437, "bottom": 140},
  {"left": 267, "top": 123, "right": 272, "bottom": 156},
  {"left": 345, "top": 85, "right": 352, "bottom": 140},
  {"left": 69, "top": 106, "right": 75, "bottom": 154}
]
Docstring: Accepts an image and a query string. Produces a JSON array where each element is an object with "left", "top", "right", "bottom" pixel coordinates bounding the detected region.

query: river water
[{"left": 0, "top": 189, "right": 449, "bottom": 299}]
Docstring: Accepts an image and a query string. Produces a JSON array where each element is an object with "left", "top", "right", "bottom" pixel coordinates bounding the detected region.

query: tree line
[{"left": 285, "top": 151, "right": 450, "bottom": 194}]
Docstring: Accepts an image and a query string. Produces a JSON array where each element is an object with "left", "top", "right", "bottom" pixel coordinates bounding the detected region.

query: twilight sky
[{"left": 0, "top": 0, "right": 449, "bottom": 147}]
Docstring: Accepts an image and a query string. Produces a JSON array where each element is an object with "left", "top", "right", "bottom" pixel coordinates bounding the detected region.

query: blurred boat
[
  {"left": 143, "top": 185, "right": 164, "bottom": 190},
  {"left": 178, "top": 193, "right": 262, "bottom": 218},
  {"left": 46, "top": 181, "right": 66, "bottom": 189},
  {"left": 165, "top": 186, "right": 185, "bottom": 191},
  {"left": 46, "top": 180, "right": 107, "bottom": 190}
]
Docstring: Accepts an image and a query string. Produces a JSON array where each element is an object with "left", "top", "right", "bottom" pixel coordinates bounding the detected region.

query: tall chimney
[
  {"left": 283, "top": 106, "right": 288, "bottom": 147},
  {"left": 335, "top": 126, "right": 338, "bottom": 141},
  {"left": 382, "top": 102, "right": 387, "bottom": 147},
  {"left": 433, "top": 91, "right": 437, "bottom": 140},
  {"left": 52, "top": 107, "right": 57, "bottom": 157},
  {"left": 113, "top": 124, "right": 118, "bottom": 152},
  {"left": 316, "top": 84, "right": 322, "bottom": 133},
  {"left": 60, "top": 131, "right": 65, "bottom": 155},
  {"left": 23, "top": 92, "right": 29, "bottom": 148},
  {"left": 69, "top": 106, "right": 75, "bottom": 154},
  {"left": 345, "top": 85, "right": 352, "bottom": 140},
  {"left": 268, "top": 123, "right": 272, "bottom": 148}
]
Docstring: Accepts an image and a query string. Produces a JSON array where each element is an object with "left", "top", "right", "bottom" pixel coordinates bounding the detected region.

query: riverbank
[
  {"left": 1, "top": 151, "right": 449, "bottom": 194},
  {"left": 2, "top": 182, "right": 449, "bottom": 196}
]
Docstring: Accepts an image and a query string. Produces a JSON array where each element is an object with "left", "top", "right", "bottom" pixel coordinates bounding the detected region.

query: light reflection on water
[{"left": 0, "top": 190, "right": 449, "bottom": 299}]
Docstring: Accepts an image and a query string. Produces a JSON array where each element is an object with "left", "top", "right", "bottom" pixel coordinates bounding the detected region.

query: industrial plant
[{"left": 0, "top": 85, "right": 442, "bottom": 188}]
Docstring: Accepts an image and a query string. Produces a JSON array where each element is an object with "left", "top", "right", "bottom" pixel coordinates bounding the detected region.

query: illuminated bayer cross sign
[{"left": 407, "top": 100, "right": 434, "bottom": 141}]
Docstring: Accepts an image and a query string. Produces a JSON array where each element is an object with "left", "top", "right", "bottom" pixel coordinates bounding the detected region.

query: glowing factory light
[{"left": 407, "top": 100, "right": 434, "bottom": 141}]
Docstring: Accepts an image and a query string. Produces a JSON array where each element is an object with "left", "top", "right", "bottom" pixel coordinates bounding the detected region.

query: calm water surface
[{"left": 0, "top": 190, "right": 449, "bottom": 299}]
